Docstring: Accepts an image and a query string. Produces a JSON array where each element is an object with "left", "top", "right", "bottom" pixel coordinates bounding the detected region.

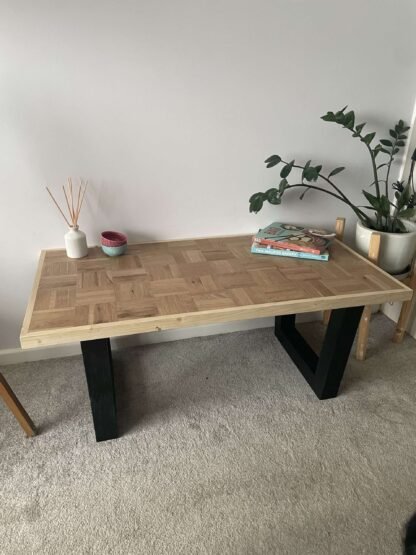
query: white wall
[{"left": 1, "top": 1, "right": 416, "bottom": 351}]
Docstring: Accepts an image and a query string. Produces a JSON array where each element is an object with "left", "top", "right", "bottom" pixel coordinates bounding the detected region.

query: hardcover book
[
  {"left": 251, "top": 243, "right": 329, "bottom": 261},
  {"left": 253, "top": 222, "right": 333, "bottom": 254}
]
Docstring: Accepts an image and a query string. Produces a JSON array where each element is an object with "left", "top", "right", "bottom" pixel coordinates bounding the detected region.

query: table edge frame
[
  {"left": 20, "top": 291, "right": 412, "bottom": 349},
  {"left": 20, "top": 239, "right": 413, "bottom": 349},
  {"left": 21, "top": 250, "right": 47, "bottom": 338}
]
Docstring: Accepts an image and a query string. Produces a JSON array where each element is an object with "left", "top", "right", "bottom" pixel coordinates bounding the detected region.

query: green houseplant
[{"left": 249, "top": 107, "right": 416, "bottom": 274}]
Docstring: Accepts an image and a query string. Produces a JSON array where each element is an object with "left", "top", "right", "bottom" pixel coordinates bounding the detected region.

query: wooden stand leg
[
  {"left": 392, "top": 295, "right": 415, "bottom": 343},
  {"left": 323, "top": 217, "right": 346, "bottom": 326},
  {"left": 393, "top": 268, "right": 416, "bottom": 343},
  {"left": 356, "top": 305, "right": 373, "bottom": 360},
  {"left": 322, "top": 310, "right": 331, "bottom": 326},
  {"left": 0, "top": 373, "right": 36, "bottom": 437},
  {"left": 355, "top": 232, "right": 381, "bottom": 360}
]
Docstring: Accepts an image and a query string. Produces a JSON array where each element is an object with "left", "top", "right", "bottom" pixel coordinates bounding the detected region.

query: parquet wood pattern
[{"left": 20, "top": 235, "right": 412, "bottom": 348}]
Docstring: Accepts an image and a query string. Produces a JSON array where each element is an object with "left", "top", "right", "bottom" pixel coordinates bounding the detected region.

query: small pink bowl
[{"left": 101, "top": 231, "right": 127, "bottom": 247}]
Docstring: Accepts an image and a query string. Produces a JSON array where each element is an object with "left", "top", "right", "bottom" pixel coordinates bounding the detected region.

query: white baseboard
[
  {"left": 0, "top": 344, "right": 81, "bottom": 366},
  {"left": 0, "top": 313, "right": 320, "bottom": 366}
]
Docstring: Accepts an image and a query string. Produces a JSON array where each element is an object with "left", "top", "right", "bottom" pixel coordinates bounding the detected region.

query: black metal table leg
[
  {"left": 275, "top": 306, "right": 364, "bottom": 399},
  {"left": 81, "top": 338, "right": 118, "bottom": 442}
]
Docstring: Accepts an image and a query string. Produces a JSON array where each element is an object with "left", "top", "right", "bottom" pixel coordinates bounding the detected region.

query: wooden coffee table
[{"left": 20, "top": 235, "right": 411, "bottom": 442}]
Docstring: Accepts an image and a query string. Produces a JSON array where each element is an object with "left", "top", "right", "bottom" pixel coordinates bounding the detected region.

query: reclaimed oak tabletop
[{"left": 21, "top": 235, "right": 411, "bottom": 349}]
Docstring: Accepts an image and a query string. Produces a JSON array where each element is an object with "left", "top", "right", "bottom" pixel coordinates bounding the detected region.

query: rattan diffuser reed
[{"left": 46, "top": 178, "right": 88, "bottom": 228}]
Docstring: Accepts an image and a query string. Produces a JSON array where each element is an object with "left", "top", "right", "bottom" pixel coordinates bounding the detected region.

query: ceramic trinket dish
[{"left": 101, "top": 231, "right": 127, "bottom": 256}]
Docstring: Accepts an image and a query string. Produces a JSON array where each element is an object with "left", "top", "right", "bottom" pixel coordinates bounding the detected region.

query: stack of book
[{"left": 251, "top": 222, "right": 334, "bottom": 261}]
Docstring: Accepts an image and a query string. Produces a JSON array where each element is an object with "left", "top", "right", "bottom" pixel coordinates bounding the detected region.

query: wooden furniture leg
[
  {"left": 392, "top": 262, "right": 416, "bottom": 343},
  {"left": 355, "top": 233, "right": 381, "bottom": 360},
  {"left": 0, "top": 373, "right": 37, "bottom": 437},
  {"left": 334, "top": 217, "right": 346, "bottom": 242},
  {"left": 323, "top": 217, "right": 346, "bottom": 326}
]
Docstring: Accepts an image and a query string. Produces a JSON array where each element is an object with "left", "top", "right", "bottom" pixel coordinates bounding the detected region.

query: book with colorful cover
[
  {"left": 253, "top": 222, "right": 334, "bottom": 254},
  {"left": 251, "top": 243, "right": 329, "bottom": 261}
]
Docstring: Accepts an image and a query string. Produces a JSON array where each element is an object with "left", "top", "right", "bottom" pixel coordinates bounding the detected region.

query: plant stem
[
  {"left": 284, "top": 183, "right": 372, "bottom": 225},
  {"left": 385, "top": 158, "right": 392, "bottom": 198},
  {"left": 286, "top": 183, "right": 345, "bottom": 201},
  {"left": 281, "top": 157, "right": 372, "bottom": 224},
  {"left": 384, "top": 135, "right": 400, "bottom": 199},
  {"left": 342, "top": 126, "right": 381, "bottom": 199},
  {"left": 358, "top": 140, "right": 381, "bottom": 199},
  {"left": 281, "top": 159, "right": 358, "bottom": 207},
  {"left": 384, "top": 139, "right": 398, "bottom": 229}
]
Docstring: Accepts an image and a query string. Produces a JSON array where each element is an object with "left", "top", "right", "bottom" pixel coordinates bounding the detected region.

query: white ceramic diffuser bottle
[
  {"left": 46, "top": 178, "right": 89, "bottom": 259},
  {"left": 65, "top": 225, "right": 88, "bottom": 258}
]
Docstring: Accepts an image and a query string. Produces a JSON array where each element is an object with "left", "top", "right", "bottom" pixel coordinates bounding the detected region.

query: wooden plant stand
[
  {"left": 392, "top": 261, "right": 416, "bottom": 343},
  {"left": 324, "top": 217, "right": 416, "bottom": 360}
]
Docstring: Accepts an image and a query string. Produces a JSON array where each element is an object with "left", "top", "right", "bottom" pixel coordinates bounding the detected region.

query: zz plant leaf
[
  {"left": 328, "top": 167, "right": 345, "bottom": 178},
  {"left": 264, "top": 155, "right": 281, "bottom": 168},
  {"left": 280, "top": 160, "right": 294, "bottom": 178},
  {"left": 362, "top": 132, "right": 376, "bottom": 145}
]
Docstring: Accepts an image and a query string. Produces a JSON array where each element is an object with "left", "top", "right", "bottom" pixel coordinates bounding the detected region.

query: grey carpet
[{"left": 1, "top": 314, "right": 416, "bottom": 555}]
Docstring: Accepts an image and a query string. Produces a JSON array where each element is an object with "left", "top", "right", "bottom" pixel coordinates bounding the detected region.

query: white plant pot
[
  {"left": 355, "top": 220, "right": 416, "bottom": 275},
  {"left": 64, "top": 226, "right": 88, "bottom": 259}
]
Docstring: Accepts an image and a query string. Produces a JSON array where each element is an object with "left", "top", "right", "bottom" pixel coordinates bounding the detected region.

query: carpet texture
[{"left": 1, "top": 314, "right": 416, "bottom": 554}]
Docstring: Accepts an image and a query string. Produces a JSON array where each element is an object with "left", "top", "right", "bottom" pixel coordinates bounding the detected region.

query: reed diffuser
[{"left": 46, "top": 179, "right": 89, "bottom": 259}]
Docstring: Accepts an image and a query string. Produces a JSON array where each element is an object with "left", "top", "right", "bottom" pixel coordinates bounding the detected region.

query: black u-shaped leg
[
  {"left": 275, "top": 306, "right": 364, "bottom": 399},
  {"left": 81, "top": 338, "right": 118, "bottom": 442}
]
